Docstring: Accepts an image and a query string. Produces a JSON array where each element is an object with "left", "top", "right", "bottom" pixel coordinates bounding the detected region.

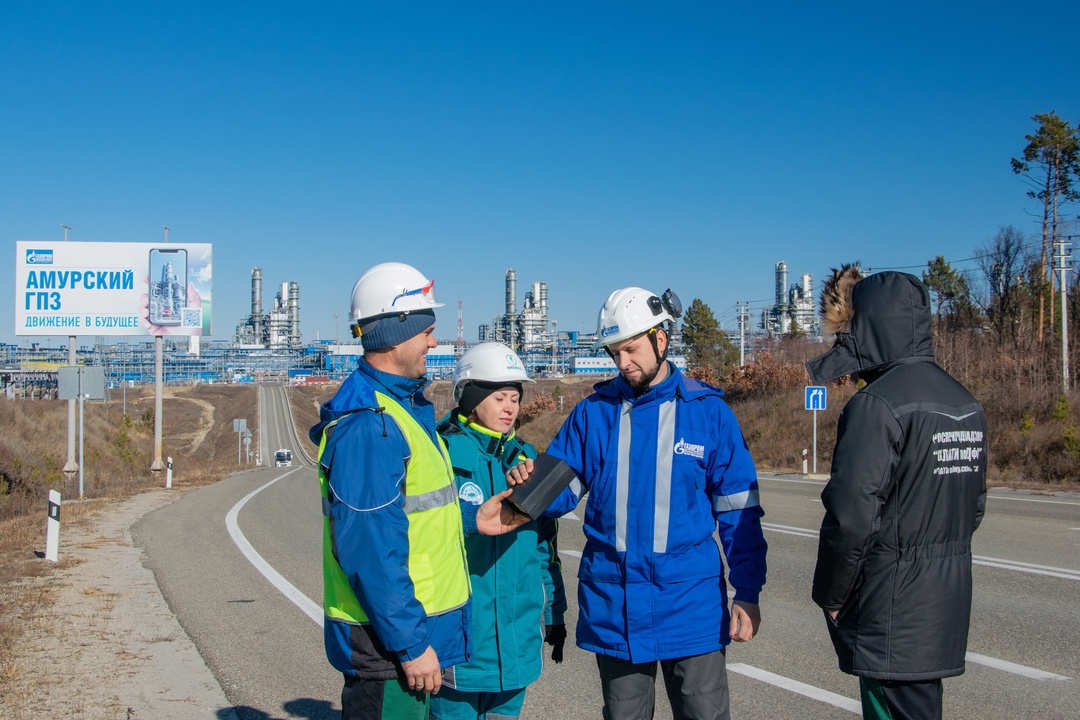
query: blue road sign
[{"left": 805, "top": 385, "right": 827, "bottom": 411}]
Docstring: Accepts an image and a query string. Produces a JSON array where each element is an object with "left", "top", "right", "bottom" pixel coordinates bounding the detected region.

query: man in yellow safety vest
[{"left": 310, "top": 262, "right": 526, "bottom": 720}]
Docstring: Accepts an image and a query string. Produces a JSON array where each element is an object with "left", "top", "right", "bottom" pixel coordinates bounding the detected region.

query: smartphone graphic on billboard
[{"left": 148, "top": 248, "right": 188, "bottom": 326}]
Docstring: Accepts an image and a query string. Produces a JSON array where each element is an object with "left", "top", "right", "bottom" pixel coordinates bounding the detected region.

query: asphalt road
[{"left": 133, "top": 385, "right": 1080, "bottom": 719}]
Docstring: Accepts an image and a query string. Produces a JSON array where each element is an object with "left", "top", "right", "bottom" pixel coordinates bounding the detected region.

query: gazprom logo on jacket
[
  {"left": 600, "top": 323, "right": 620, "bottom": 338},
  {"left": 26, "top": 249, "right": 54, "bottom": 265},
  {"left": 673, "top": 438, "right": 705, "bottom": 459},
  {"left": 458, "top": 481, "right": 484, "bottom": 505}
]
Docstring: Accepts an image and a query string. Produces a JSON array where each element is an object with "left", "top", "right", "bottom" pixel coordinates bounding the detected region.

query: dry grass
[
  {"left": 294, "top": 351, "right": 1080, "bottom": 487},
  {"left": 0, "top": 384, "right": 256, "bottom": 712}
]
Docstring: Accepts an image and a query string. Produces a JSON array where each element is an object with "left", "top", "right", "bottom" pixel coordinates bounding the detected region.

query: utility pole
[
  {"left": 1057, "top": 236, "right": 1073, "bottom": 395},
  {"left": 552, "top": 319, "right": 558, "bottom": 375},
  {"left": 737, "top": 302, "right": 749, "bottom": 367},
  {"left": 456, "top": 300, "right": 465, "bottom": 357}
]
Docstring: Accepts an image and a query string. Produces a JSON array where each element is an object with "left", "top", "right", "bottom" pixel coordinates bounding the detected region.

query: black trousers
[{"left": 596, "top": 649, "right": 730, "bottom": 720}]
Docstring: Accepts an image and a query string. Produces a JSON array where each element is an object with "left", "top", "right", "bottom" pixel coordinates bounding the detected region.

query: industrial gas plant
[
  {"left": 235, "top": 268, "right": 301, "bottom": 349},
  {"left": 479, "top": 269, "right": 555, "bottom": 353},
  {"left": 760, "top": 261, "right": 820, "bottom": 338},
  {"left": 3, "top": 260, "right": 814, "bottom": 395}
]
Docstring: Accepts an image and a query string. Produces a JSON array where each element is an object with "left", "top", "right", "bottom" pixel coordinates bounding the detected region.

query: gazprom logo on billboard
[{"left": 26, "top": 249, "right": 54, "bottom": 265}]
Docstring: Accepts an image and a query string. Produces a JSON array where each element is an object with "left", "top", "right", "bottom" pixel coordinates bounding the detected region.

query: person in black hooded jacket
[{"left": 806, "top": 265, "right": 988, "bottom": 720}]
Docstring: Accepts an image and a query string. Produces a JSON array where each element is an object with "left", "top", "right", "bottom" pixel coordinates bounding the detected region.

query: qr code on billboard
[{"left": 181, "top": 307, "right": 202, "bottom": 328}]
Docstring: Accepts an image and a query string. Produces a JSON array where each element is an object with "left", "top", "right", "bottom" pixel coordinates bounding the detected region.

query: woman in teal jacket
[{"left": 431, "top": 343, "right": 566, "bottom": 720}]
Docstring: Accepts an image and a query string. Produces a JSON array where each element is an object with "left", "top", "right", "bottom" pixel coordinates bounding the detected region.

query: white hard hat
[
  {"left": 349, "top": 262, "right": 444, "bottom": 324},
  {"left": 453, "top": 342, "right": 534, "bottom": 402},
  {"left": 594, "top": 287, "right": 680, "bottom": 348}
]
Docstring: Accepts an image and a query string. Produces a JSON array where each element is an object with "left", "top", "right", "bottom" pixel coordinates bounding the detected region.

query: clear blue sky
[{"left": 4, "top": 2, "right": 1078, "bottom": 346}]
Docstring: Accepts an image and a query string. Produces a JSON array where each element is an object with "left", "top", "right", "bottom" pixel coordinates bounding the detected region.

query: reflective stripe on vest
[{"left": 319, "top": 392, "right": 470, "bottom": 625}]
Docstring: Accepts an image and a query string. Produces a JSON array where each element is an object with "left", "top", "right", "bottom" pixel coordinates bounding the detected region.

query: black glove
[{"left": 544, "top": 623, "right": 566, "bottom": 663}]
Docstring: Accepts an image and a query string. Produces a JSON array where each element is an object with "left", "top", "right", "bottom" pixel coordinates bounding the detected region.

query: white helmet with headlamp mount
[{"left": 594, "top": 286, "right": 682, "bottom": 348}]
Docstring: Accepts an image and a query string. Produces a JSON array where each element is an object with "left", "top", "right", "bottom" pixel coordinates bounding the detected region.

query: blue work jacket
[
  {"left": 544, "top": 362, "right": 767, "bottom": 663},
  {"left": 309, "top": 359, "right": 471, "bottom": 678}
]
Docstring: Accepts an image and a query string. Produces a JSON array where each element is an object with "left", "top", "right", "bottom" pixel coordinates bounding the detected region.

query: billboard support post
[
  {"left": 78, "top": 369, "right": 85, "bottom": 499},
  {"left": 63, "top": 339, "right": 78, "bottom": 476},
  {"left": 57, "top": 366, "right": 104, "bottom": 498},
  {"left": 151, "top": 335, "right": 165, "bottom": 472}
]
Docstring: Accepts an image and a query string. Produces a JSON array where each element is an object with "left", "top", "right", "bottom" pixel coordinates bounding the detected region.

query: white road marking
[
  {"left": 761, "top": 522, "right": 819, "bottom": 539},
  {"left": 760, "top": 476, "right": 827, "bottom": 486},
  {"left": 986, "top": 494, "right": 1080, "bottom": 507},
  {"left": 761, "top": 523, "right": 1080, "bottom": 581},
  {"left": 226, "top": 470, "right": 325, "bottom": 627},
  {"left": 727, "top": 664, "right": 861, "bottom": 713},
  {"left": 760, "top": 473, "right": 1080, "bottom": 506},
  {"left": 561, "top": 512, "right": 580, "bottom": 521},
  {"left": 560, "top": 549, "right": 582, "bottom": 558},
  {"left": 966, "top": 653, "right": 1070, "bottom": 681},
  {"left": 972, "top": 556, "right": 1080, "bottom": 581}
]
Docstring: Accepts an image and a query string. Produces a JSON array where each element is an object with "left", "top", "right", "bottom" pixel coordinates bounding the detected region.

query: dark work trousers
[
  {"left": 341, "top": 673, "right": 429, "bottom": 720},
  {"left": 596, "top": 649, "right": 730, "bottom": 720},
  {"left": 859, "top": 677, "right": 943, "bottom": 720}
]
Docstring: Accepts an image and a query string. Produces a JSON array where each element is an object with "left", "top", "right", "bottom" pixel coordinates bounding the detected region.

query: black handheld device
[{"left": 506, "top": 453, "right": 577, "bottom": 519}]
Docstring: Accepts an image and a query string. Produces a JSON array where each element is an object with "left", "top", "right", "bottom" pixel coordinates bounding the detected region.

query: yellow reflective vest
[{"left": 319, "top": 391, "right": 470, "bottom": 624}]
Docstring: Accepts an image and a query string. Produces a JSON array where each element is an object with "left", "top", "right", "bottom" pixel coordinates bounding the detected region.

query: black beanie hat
[{"left": 457, "top": 380, "right": 524, "bottom": 418}]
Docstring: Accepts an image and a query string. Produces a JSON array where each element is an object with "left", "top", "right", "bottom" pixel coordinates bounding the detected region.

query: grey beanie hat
[{"left": 359, "top": 309, "right": 436, "bottom": 351}]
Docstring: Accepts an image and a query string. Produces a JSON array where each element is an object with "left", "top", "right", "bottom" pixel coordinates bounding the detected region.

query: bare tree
[{"left": 977, "top": 225, "right": 1032, "bottom": 344}]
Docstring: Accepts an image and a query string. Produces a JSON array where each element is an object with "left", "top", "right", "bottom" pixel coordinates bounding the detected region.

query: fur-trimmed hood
[
  {"left": 819, "top": 264, "right": 863, "bottom": 335},
  {"left": 806, "top": 267, "right": 934, "bottom": 384}
]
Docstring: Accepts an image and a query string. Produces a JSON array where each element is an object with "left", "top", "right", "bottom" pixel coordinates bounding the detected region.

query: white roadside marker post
[
  {"left": 166, "top": 456, "right": 173, "bottom": 489},
  {"left": 45, "top": 489, "right": 61, "bottom": 562}
]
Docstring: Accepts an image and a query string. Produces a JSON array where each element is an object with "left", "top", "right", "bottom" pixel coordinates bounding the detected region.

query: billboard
[{"left": 15, "top": 241, "right": 212, "bottom": 337}]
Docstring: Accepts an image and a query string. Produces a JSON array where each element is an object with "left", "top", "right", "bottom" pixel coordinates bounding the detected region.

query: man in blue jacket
[
  {"left": 511, "top": 286, "right": 768, "bottom": 720},
  {"left": 311, "top": 262, "right": 526, "bottom": 720}
]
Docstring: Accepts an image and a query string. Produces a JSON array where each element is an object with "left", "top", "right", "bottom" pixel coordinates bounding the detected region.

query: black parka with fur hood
[{"left": 806, "top": 266, "right": 988, "bottom": 681}]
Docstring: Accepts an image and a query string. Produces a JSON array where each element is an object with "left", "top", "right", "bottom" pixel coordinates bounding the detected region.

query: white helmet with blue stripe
[{"left": 349, "top": 261, "right": 444, "bottom": 325}]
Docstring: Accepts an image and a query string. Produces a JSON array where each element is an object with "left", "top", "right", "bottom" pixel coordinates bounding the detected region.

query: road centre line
[
  {"left": 986, "top": 494, "right": 1080, "bottom": 507},
  {"left": 225, "top": 471, "right": 325, "bottom": 628},
  {"left": 761, "top": 522, "right": 819, "bottom": 539},
  {"left": 966, "top": 653, "right": 1070, "bottom": 681},
  {"left": 972, "top": 556, "right": 1080, "bottom": 581},
  {"left": 761, "top": 523, "right": 1080, "bottom": 581},
  {"left": 759, "top": 476, "right": 827, "bottom": 486},
  {"left": 727, "top": 664, "right": 861, "bottom": 713},
  {"left": 759, "top": 474, "right": 1080, "bottom": 507}
]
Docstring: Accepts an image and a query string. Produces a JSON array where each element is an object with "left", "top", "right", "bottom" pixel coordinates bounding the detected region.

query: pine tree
[
  {"left": 1011, "top": 112, "right": 1080, "bottom": 340},
  {"left": 681, "top": 299, "right": 738, "bottom": 380}
]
